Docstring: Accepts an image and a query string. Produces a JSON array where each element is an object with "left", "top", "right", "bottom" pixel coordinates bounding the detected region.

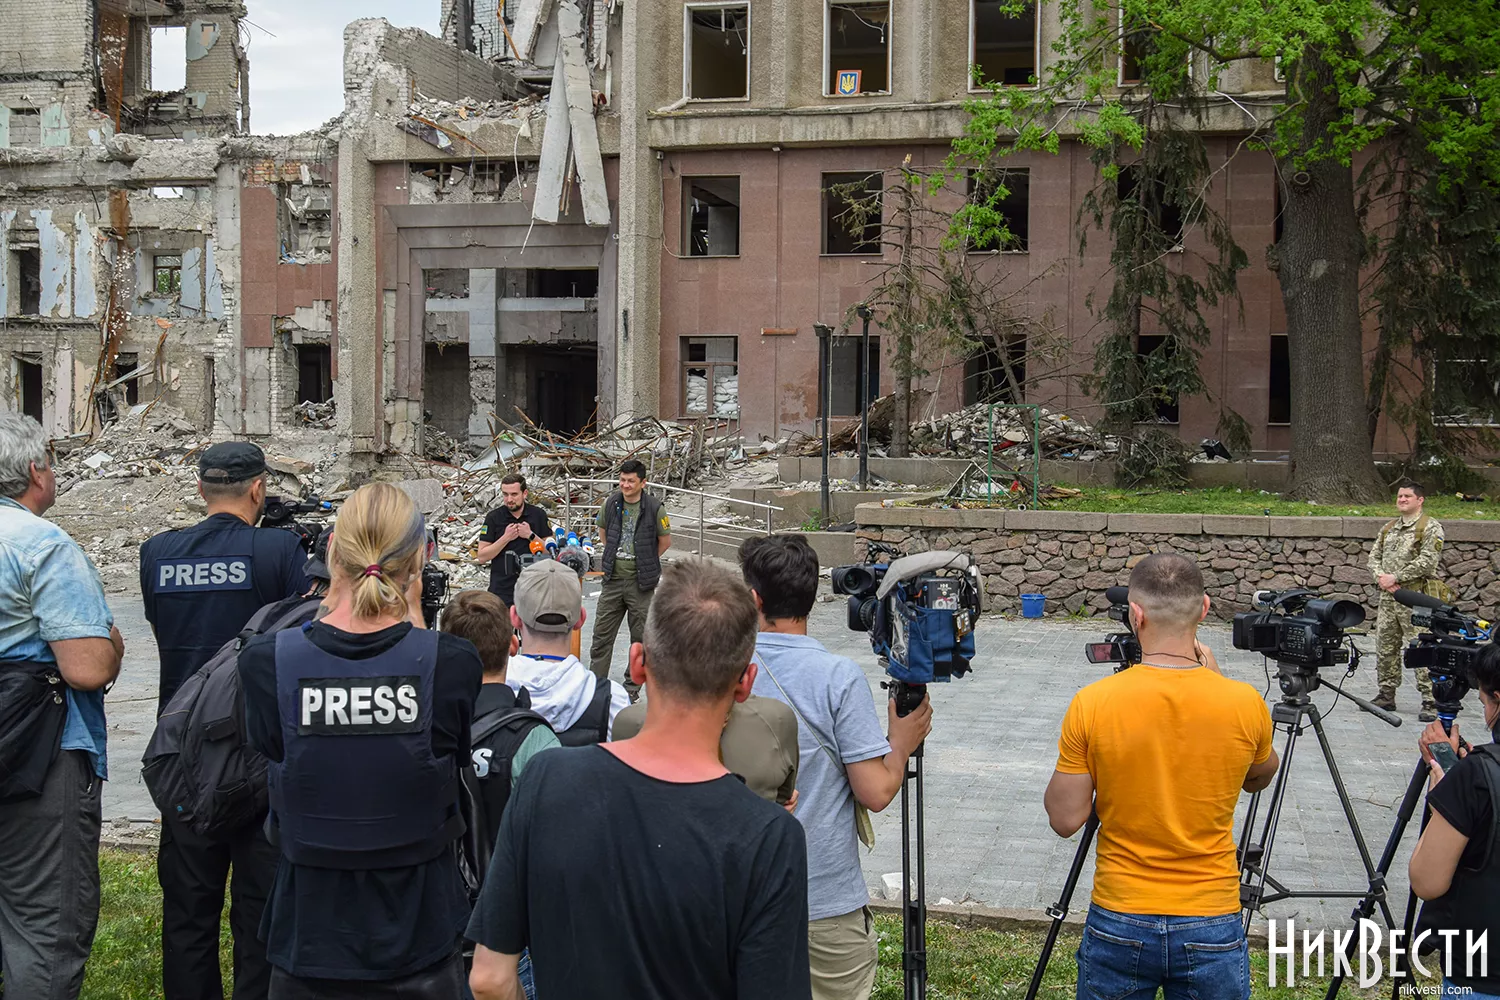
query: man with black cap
[{"left": 139, "top": 440, "right": 312, "bottom": 1000}]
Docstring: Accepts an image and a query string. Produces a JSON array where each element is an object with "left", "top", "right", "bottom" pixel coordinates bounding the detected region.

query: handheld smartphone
[{"left": 1427, "top": 741, "right": 1460, "bottom": 773}]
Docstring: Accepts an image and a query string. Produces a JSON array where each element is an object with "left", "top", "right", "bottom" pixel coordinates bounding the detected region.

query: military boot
[
  {"left": 1372, "top": 689, "right": 1397, "bottom": 711},
  {"left": 1419, "top": 702, "right": 1438, "bottom": 722}
]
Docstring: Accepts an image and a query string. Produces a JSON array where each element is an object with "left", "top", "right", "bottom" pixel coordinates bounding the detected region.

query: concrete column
[
  {"left": 335, "top": 131, "right": 381, "bottom": 469},
  {"left": 467, "top": 267, "right": 497, "bottom": 445},
  {"left": 613, "top": 0, "right": 662, "bottom": 425}
]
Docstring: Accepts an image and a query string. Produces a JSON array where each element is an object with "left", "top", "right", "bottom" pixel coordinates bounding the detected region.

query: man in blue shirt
[{"left": 0, "top": 412, "right": 124, "bottom": 1000}]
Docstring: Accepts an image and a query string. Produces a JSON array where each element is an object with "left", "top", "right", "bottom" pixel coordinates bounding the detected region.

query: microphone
[
  {"left": 1104, "top": 586, "right": 1129, "bottom": 605},
  {"left": 1393, "top": 588, "right": 1449, "bottom": 611}
]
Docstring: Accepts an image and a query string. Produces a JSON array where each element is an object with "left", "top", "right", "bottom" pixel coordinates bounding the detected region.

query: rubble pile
[
  {"left": 292, "top": 400, "right": 336, "bottom": 428},
  {"left": 407, "top": 95, "right": 541, "bottom": 123}
]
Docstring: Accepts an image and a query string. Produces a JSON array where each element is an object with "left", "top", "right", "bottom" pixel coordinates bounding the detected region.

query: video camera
[
  {"left": 261, "top": 494, "right": 331, "bottom": 552},
  {"left": 420, "top": 526, "right": 449, "bottom": 629},
  {"left": 832, "top": 541, "right": 983, "bottom": 716},
  {"left": 1231, "top": 588, "right": 1364, "bottom": 669},
  {"left": 1394, "top": 588, "right": 1494, "bottom": 721},
  {"left": 1084, "top": 586, "right": 1141, "bottom": 671}
]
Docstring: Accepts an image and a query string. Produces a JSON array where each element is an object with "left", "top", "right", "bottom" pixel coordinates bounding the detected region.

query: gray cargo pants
[{"left": 0, "top": 749, "right": 103, "bottom": 1000}]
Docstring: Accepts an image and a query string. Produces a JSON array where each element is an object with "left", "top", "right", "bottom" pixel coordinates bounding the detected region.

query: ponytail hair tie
[{"left": 363, "top": 565, "right": 382, "bottom": 578}]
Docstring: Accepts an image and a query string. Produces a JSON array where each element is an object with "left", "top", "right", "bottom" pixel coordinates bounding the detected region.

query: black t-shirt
[
  {"left": 142, "top": 513, "right": 311, "bottom": 710},
  {"left": 466, "top": 746, "right": 812, "bottom": 1000},
  {"left": 1428, "top": 746, "right": 1498, "bottom": 872},
  {"left": 482, "top": 504, "right": 552, "bottom": 602},
  {"left": 239, "top": 621, "right": 483, "bottom": 980}
]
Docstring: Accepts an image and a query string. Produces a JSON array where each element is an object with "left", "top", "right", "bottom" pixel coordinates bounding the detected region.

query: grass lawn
[
  {"left": 1035, "top": 486, "right": 1500, "bottom": 520},
  {"left": 84, "top": 850, "right": 1401, "bottom": 1000}
]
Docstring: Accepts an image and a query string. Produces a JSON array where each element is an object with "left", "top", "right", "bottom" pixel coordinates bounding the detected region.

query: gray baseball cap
[{"left": 514, "top": 559, "right": 582, "bottom": 633}]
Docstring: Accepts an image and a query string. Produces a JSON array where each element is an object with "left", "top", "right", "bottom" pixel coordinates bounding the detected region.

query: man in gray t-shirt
[{"left": 741, "top": 536, "right": 932, "bottom": 1000}]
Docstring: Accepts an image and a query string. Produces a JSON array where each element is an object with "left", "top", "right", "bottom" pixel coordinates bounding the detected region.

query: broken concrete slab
[
  {"left": 532, "top": 53, "right": 572, "bottom": 224},
  {"left": 266, "top": 455, "right": 315, "bottom": 476},
  {"left": 557, "top": 2, "right": 609, "bottom": 226},
  {"left": 510, "top": 0, "right": 557, "bottom": 61},
  {"left": 394, "top": 478, "right": 449, "bottom": 514}
]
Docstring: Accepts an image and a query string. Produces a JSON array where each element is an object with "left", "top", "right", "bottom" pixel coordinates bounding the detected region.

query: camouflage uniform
[{"left": 1367, "top": 514, "right": 1445, "bottom": 702}]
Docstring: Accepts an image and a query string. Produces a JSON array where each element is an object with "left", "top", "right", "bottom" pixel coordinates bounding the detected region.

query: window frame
[
  {"left": 968, "top": 0, "right": 1040, "bottom": 93},
  {"left": 152, "top": 253, "right": 183, "bottom": 297},
  {"left": 1432, "top": 358, "right": 1500, "bottom": 428},
  {"left": 965, "top": 167, "right": 1031, "bottom": 254},
  {"left": 682, "top": 2, "right": 752, "bottom": 103},
  {"left": 679, "top": 335, "right": 741, "bottom": 420},
  {"left": 821, "top": 171, "right": 884, "bottom": 257},
  {"left": 1135, "top": 333, "right": 1181, "bottom": 425},
  {"left": 823, "top": 0, "right": 893, "bottom": 98},
  {"left": 826, "top": 334, "right": 882, "bottom": 417},
  {"left": 1117, "top": 10, "right": 1155, "bottom": 88},
  {"left": 681, "top": 175, "right": 743, "bottom": 258},
  {"left": 1268, "top": 333, "right": 1291, "bottom": 426}
]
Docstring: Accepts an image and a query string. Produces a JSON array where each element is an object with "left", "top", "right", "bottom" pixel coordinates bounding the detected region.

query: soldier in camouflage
[{"left": 1368, "top": 481, "right": 1443, "bottom": 722}]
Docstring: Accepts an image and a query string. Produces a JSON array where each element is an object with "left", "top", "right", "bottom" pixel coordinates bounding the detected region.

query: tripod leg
[
  {"left": 1241, "top": 716, "right": 1302, "bottom": 934},
  {"left": 902, "top": 745, "right": 927, "bottom": 1000},
  {"left": 1025, "top": 812, "right": 1099, "bottom": 1000},
  {"left": 1305, "top": 706, "right": 1397, "bottom": 931},
  {"left": 1321, "top": 758, "right": 1429, "bottom": 1000}
]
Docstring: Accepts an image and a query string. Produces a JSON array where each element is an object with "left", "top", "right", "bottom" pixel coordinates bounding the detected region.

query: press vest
[
  {"left": 599, "top": 491, "right": 665, "bottom": 590},
  {"left": 267, "top": 626, "right": 463, "bottom": 869},
  {"left": 556, "top": 677, "right": 613, "bottom": 747},
  {"left": 142, "top": 514, "right": 306, "bottom": 711},
  {"left": 1416, "top": 743, "right": 1500, "bottom": 993}
]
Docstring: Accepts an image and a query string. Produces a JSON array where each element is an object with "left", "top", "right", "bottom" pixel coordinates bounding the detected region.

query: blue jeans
[
  {"left": 1076, "top": 905, "right": 1249, "bottom": 1000},
  {"left": 518, "top": 948, "right": 536, "bottom": 1000},
  {"left": 1444, "top": 980, "right": 1500, "bottom": 1000}
]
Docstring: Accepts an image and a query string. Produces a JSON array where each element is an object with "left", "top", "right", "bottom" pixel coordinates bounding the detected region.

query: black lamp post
[
  {"left": 855, "top": 304, "right": 873, "bottom": 490},
  {"left": 814, "top": 322, "right": 833, "bottom": 527}
]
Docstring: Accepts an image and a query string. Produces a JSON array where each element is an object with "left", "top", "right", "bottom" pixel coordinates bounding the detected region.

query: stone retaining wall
[{"left": 854, "top": 507, "right": 1500, "bottom": 617}]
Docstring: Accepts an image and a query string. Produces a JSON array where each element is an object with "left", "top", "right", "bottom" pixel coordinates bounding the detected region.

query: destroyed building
[{"left": 0, "top": 0, "right": 1433, "bottom": 468}]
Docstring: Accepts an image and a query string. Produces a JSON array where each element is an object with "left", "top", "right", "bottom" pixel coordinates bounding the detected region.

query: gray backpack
[{"left": 142, "top": 597, "right": 322, "bottom": 838}]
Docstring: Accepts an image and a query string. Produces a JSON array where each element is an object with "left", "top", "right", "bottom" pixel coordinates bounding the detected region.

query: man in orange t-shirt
[{"left": 1045, "top": 553, "right": 1279, "bottom": 1000}]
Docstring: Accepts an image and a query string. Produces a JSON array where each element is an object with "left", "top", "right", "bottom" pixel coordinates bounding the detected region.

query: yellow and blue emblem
[{"left": 835, "top": 70, "right": 863, "bottom": 96}]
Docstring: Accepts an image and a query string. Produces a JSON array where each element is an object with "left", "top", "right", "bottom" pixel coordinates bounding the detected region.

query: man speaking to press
[{"left": 1045, "top": 554, "right": 1279, "bottom": 1000}]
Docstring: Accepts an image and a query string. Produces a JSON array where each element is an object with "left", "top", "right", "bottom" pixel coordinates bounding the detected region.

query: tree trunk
[
  {"left": 889, "top": 175, "right": 916, "bottom": 457},
  {"left": 1276, "top": 50, "right": 1383, "bottom": 501}
]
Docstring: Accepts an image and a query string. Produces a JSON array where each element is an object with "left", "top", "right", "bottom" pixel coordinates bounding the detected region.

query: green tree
[{"left": 954, "top": 0, "right": 1500, "bottom": 501}]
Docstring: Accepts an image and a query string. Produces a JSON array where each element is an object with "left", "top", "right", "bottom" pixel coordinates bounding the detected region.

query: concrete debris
[
  {"left": 406, "top": 96, "right": 540, "bottom": 123},
  {"left": 292, "top": 400, "right": 336, "bottom": 428},
  {"left": 82, "top": 452, "right": 114, "bottom": 470},
  {"left": 394, "top": 478, "right": 449, "bottom": 515},
  {"left": 266, "top": 455, "right": 315, "bottom": 476}
]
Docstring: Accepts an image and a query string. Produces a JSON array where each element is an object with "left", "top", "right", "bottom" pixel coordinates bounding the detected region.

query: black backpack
[
  {"left": 0, "top": 660, "right": 67, "bottom": 802},
  {"left": 459, "top": 697, "right": 551, "bottom": 897},
  {"left": 142, "top": 597, "right": 322, "bottom": 838}
]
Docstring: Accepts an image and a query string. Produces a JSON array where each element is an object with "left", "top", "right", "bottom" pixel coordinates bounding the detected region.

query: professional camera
[
  {"left": 1395, "top": 588, "right": 1494, "bottom": 720},
  {"left": 420, "top": 526, "right": 450, "bottom": 629},
  {"left": 1084, "top": 586, "right": 1141, "bottom": 671},
  {"left": 261, "top": 494, "right": 331, "bottom": 552},
  {"left": 833, "top": 541, "right": 983, "bottom": 716},
  {"left": 1231, "top": 588, "right": 1364, "bottom": 669}
]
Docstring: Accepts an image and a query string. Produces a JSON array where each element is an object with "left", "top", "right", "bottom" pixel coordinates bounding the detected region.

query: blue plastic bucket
[{"left": 1020, "top": 593, "right": 1046, "bottom": 619}]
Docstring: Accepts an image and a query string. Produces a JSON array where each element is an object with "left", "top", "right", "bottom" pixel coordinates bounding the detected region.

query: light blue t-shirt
[
  {"left": 751, "top": 631, "right": 891, "bottom": 922},
  {"left": 0, "top": 496, "right": 115, "bottom": 779}
]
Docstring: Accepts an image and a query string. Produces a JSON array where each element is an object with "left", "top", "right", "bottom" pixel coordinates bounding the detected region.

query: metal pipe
[
  {"left": 697, "top": 492, "right": 705, "bottom": 556},
  {"left": 856, "top": 304, "right": 873, "bottom": 490},
  {"left": 814, "top": 322, "right": 833, "bottom": 528}
]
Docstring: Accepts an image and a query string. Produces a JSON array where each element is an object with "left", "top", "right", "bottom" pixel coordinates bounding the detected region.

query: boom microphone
[
  {"left": 1104, "top": 586, "right": 1130, "bottom": 605},
  {"left": 1393, "top": 588, "right": 1449, "bottom": 611}
]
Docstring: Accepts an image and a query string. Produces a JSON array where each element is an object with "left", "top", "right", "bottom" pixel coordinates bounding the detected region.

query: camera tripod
[
  {"left": 1237, "top": 661, "right": 1403, "bottom": 937},
  {"left": 889, "top": 680, "right": 929, "bottom": 1000},
  {"left": 1319, "top": 692, "right": 1465, "bottom": 1000}
]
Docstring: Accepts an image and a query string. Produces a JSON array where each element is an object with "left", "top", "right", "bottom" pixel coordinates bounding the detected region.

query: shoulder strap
[
  {"left": 472, "top": 707, "right": 550, "bottom": 747},
  {"left": 1379, "top": 518, "right": 1398, "bottom": 549},
  {"left": 1467, "top": 744, "right": 1500, "bottom": 866},
  {"left": 587, "top": 676, "right": 613, "bottom": 740},
  {"left": 754, "top": 652, "right": 846, "bottom": 777}
]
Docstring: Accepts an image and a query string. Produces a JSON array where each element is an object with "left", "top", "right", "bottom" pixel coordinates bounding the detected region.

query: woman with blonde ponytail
[{"left": 237, "top": 483, "right": 483, "bottom": 999}]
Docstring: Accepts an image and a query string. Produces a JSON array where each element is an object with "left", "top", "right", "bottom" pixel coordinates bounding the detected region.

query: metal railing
[{"left": 559, "top": 478, "right": 783, "bottom": 558}]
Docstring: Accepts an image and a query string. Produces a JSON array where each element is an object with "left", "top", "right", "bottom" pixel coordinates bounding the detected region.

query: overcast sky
[{"left": 154, "top": 1, "right": 441, "bottom": 136}]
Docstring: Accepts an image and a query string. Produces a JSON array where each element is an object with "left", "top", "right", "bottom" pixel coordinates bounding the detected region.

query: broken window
[
  {"left": 1117, "top": 168, "right": 1185, "bottom": 251},
  {"left": 298, "top": 345, "right": 333, "bottom": 404},
  {"left": 972, "top": 1, "right": 1037, "bottom": 87},
  {"left": 5, "top": 108, "right": 40, "bottom": 147},
  {"left": 1136, "top": 334, "right": 1180, "bottom": 423},
  {"left": 680, "top": 337, "right": 739, "bottom": 417},
  {"left": 964, "top": 336, "right": 1027, "bottom": 405},
  {"left": 1119, "top": 13, "right": 1159, "bottom": 86},
  {"left": 150, "top": 26, "right": 187, "bottom": 91},
  {"left": 410, "top": 162, "right": 515, "bottom": 204},
  {"left": 528, "top": 270, "right": 599, "bottom": 298},
  {"left": 823, "top": 172, "right": 883, "bottom": 255},
  {"left": 686, "top": 5, "right": 750, "bottom": 100},
  {"left": 1433, "top": 355, "right": 1500, "bottom": 426},
  {"left": 1269, "top": 335, "right": 1290, "bottom": 424},
  {"left": 967, "top": 168, "right": 1030, "bottom": 251},
  {"left": 11, "top": 247, "right": 41, "bottom": 315},
  {"left": 683, "top": 177, "right": 741, "bottom": 257},
  {"left": 278, "top": 183, "right": 333, "bottom": 261},
  {"left": 153, "top": 254, "right": 183, "bottom": 296},
  {"left": 15, "top": 358, "right": 42, "bottom": 423},
  {"left": 112, "top": 353, "right": 141, "bottom": 406},
  {"left": 828, "top": 336, "right": 880, "bottom": 416},
  {"left": 425, "top": 269, "right": 470, "bottom": 300},
  {"left": 827, "top": 2, "right": 890, "bottom": 95}
]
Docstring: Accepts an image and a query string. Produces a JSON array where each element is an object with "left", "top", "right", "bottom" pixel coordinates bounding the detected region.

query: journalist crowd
[{"left": 0, "top": 405, "right": 1496, "bottom": 1000}]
